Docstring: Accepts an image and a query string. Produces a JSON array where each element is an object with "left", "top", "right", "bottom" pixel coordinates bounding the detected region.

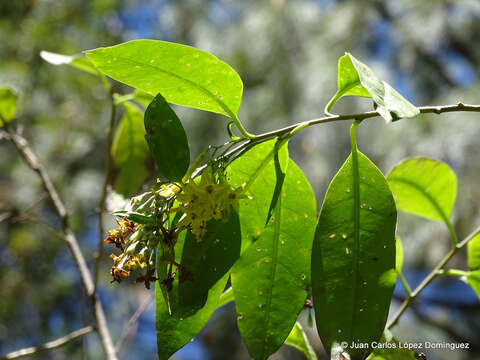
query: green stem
[
  {"left": 437, "top": 269, "right": 469, "bottom": 277},
  {"left": 387, "top": 226, "right": 480, "bottom": 329},
  {"left": 324, "top": 90, "right": 342, "bottom": 116},
  {"left": 231, "top": 113, "right": 256, "bottom": 139},
  {"left": 396, "top": 270, "right": 412, "bottom": 296}
]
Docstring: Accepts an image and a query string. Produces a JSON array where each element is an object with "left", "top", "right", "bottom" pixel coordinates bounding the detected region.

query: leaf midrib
[
  {"left": 388, "top": 177, "right": 449, "bottom": 223},
  {"left": 89, "top": 51, "right": 238, "bottom": 118}
]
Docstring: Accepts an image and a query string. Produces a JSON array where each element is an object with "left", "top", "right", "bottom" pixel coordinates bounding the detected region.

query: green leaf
[
  {"left": 466, "top": 270, "right": 480, "bottom": 300},
  {"left": 396, "top": 236, "right": 404, "bottom": 273},
  {"left": 144, "top": 93, "right": 190, "bottom": 181},
  {"left": 467, "top": 232, "right": 480, "bottom": 271},
  {"left": 387, "top": 158, "right": 457, "bottom": 222},
  {"left": 366, "top": 331, "right": 418, "bottom": 360},
  {"left": 285, "top": 322, "right": 317, "bottom": 360},
  {"left": 226, "top": 139, "right": 289, "bottom": 252},
  {"left": 85, "top": 40, "right": 243, "bottom": 118},
  {"left": 0, "top": 86, "right": 18, "bottom": 123},
  {"left": 155, "top": 271, "right": 228, "bottom": 360},
  {"left": 326, "top": 53, "right": 419, "bottom": 122},
  {"left": 177, "top": 211, "right": 241, "bottom": 317},
  {"left": 40, "top": 51, "right": 99, "bottom": 76},
  {"left": 218, "top": 287, "right": 234, "bottom": 308},
  {"left": 134, "top": 89, "right": 155, "bottom": 107},
  {"left": 232, "top": 158, "right": 317, "bottom": 360},
  {"left": 111, "top": 102, "right": 151, "bottom": 197},
  {"left": 312, "top": 125, "right": 397, "bottom": 359}
]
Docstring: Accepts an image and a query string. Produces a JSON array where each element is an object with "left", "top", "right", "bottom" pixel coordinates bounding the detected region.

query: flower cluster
[
  {"left": 105, "top": 162, "right": 250, "bottom": 288},
  {"left": 173, "top": 172, "right": 248, "bottom": 239}
]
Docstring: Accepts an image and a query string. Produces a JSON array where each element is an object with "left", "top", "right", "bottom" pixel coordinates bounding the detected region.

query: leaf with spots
[
  {"left": 232, "top": 157, "right": 317, "bottom": 360},
  {"left": 387, "top": 157, "right": 457, "bottom": 222},
  {"left": 111, "top": 102, "right": 152, "bottom": 197},
  {"left": 85, "top": 40, "right": 243, "bottom": 118},
  {"left": 144, "top": 93, "right": 190, "bottom": 181},
  {"left": 325, "top": 53, "right": 419, "bottom": 122},
  {"left": 311, "top": 122, "right": 397, "bottom": 359}
]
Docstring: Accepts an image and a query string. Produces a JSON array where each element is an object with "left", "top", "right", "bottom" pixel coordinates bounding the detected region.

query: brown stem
[
  {"left": 94, "top": 89, "right": 117, "bottom": 289},
  {"left": 2, "top": 123, "right": 118, "bottom": 360},
  {"left": 0, "top": 326, "right": 95, "bottom": 360}
]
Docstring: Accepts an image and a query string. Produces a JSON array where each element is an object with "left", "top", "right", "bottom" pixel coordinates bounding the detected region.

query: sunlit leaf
[
  {"left": 396, "top": 236, "right": 404, "bottom": 273},
  {"left": 232, "top": 158, "right": 317, "bottom": 360},
  {"left": 326, "top": 53, "right": 419, "bottom": 122},
  {"left": 85, "top": 40, "right": 243, "bottom": 118},
  {"left": 466, "top": 270, "right": 480, "bottom": 300},
  {"left": 111, "top": 102, "right": 151, "bottom": 197},
  {"left": 312, "top": 132, "right": 397, "bottom": 359},
  {"left": 387, "top": 157, "right": 457, "bottom": 222},
  {"left": 285, "top": 322, "right": 318, "bottom": 360},
  {"left": 467, "top": 232, "right": 480, "bottom": 271},
  {"left": 40, "top": 51, "right": 99, "bottom": 75},
  {"left": 144, "top": 93, "right": 190, "bottom": 181},
  {"left": 227, "top": 139, "right": 289, "bottom": 252},
  {"left": 0, "top": 86, "right": 18, "bottom": 124}
]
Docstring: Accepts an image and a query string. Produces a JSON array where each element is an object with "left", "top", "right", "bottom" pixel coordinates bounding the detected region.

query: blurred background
[{"left": 1, "top": 0, "right": 480, "bottom": 359}]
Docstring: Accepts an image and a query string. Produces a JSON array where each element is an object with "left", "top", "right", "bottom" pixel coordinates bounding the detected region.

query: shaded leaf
[
  {"left": 326, "top": 53, "right": 419, "bottom": 122},
  {"left": 387, "top": 158, "right": 457, "bottom": 222},
  {"left": 177, "top": 211, "right": 241, "bottom": 317},
  {"left": 232, "top": 158, "right": 317, "bottom": 360},
  {"left": 467, "top": 232, "right": 480, "bottom": 271},
  {"left": 285, "top": 322, "right": 318, "bottom": 360},
  {"left": 85, "top": 40, "right": 243, "bottom": 118},
  {"left": 144, "top": 93, "right": 190, "bottom": 181},
  {"left": 0, "top": 86, "right": 18, "bottom": 123},
  {"left": 312, "top": 142, "right": 397, "bottom": 359},
  {"left": 227, "top": 139, "right": 289, "bottom": 252},
  {"left": 111, "top": 102, "right": 151, "bottom": 197},
  {"left": 156, "top": 269, "right": 229, "bottom": 360}
]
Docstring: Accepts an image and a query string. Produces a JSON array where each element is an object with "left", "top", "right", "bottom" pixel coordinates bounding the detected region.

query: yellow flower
[{"left": 157, "top": 182, "right": 181, "bottom": 198}]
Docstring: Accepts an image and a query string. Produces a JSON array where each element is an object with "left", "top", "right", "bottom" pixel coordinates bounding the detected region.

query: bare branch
[
  {"left": 115, "top": 294, "right": 154, "bottom": 353},
  {"left": 94, "top": 91, "right": 117, "bottom": 289},
  {"left": 2, "top": 123, "right": 118, "bottom": 360},
  {"left": 0, "top": 326, "right": 94, "bottom": 360}
]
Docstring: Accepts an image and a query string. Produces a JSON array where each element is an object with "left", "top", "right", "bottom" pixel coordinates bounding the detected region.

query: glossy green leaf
[
  {"left": 144, "top": 93, "right": 190, "bottom": 181},
  {"left": 312, "top": 128, "right": 397, "bottom": 359},
  {"left": 218, "top": 287, "right": 234, "bottom": 308},
  {"left": 177, "top": 211, "right": 241, "bottom": 317},
  {"left": 85, "top": 40, "right": 243, "bottom": 118},
  {"left": 466, "top": 270, "right": 480, "bottom": 300},
  {"left": 467, "top": 232, "right": 480, "bottom": 271},
  {"left": 40, "top": 51, "right": 99, "bottom": 76},
  {"left": 226, "top": 139, "right": 289, "bottom": 252},
  {"left": 387, "top": 158, "right": 457, "bottom": 222},
  {"left": 111, "top": 102, "right": 151, "bottom": 197},
  {"left": 326, "top": 53, "right": 419, "bottom": 122},
  {"left": 285, "top": 322, "right": 317, "bottom": 360},
  {"left": 396, "top": 236, "right": 404, "bottom": 273},
  {"left": 156, "top": 271, "right": 229, "bottom": 360},
  {"left": 232, "top": 158, "right": 317, "bottom": 360},
  {"left": 0, "top": 86, "right": 18, "bottom": 123}
]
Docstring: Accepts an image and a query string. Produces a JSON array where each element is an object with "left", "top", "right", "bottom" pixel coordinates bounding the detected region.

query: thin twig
[
  {"left": 387, "top": 226, "right": 480, "bottom": 329},
  {"left": 0, "top": 326, "right": 94, "bottom": 360},
  {"left": 94, "top": 89, "right": 117, "bottom": 289},
  {"left": 1, "top": 123, "right": 118, "bottom": 360},
  {"left": 115, "top": 294, "right": 154, "bottom": 353}
]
